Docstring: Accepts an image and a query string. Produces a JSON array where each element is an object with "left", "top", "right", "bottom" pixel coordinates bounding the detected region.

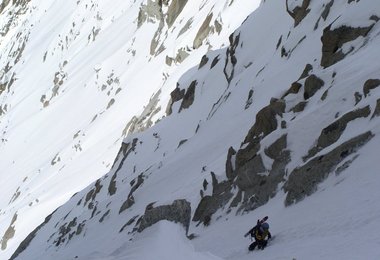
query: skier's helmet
[{"left": 261, "top": 222, "right": 269, "bottom": 230}]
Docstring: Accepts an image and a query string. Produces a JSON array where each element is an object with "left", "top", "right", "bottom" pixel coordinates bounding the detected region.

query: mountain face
[{"left": 1, "top": 0, "right": 380, "bottom": 259}]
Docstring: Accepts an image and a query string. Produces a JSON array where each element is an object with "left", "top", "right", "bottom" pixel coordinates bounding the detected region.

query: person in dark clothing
[{"left": 245, "top": 217, "right": 271, "bottom": 251}]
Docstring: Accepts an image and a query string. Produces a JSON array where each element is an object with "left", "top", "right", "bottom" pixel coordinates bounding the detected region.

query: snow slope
[
  {"left": 0, "top": 0, "right": 261, "bottom": 258},
  {"left": 2, "top": 0, "right": 380, "bottom": 259}
]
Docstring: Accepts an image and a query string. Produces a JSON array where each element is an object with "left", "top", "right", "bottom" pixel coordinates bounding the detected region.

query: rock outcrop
[
  {"left": 285, "top": 131, "right": 374, "bottom": 205},
  {"left": 179, "top": 80, "right": 197, "bottom": 112},
  {"left": 305, "top": 106, "right": 371, "bottom": 160},
  {"left": 303, "top": 74, "right": 325, "bottom": 100},
  {"left": 286, "top": 0, "right": 311, "bottom": 27},
  {"left": 138, "top": 199, "right": 191, "bottom": 234},
  {"left": 321, "top": 24, "right": 374, "bottom": 68},
  {"left": 193, "top": 172, "right": 233, "bottom": 225},
  {"left": 363, "top": 79, "right": 380, "bottom": 97},
  {"left": 193, "top": 13, "right": 214, "bottom": 49}
]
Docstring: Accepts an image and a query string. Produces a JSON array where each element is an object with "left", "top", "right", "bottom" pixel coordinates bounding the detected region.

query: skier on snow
[{"left": 244, "top": 216, "right": 272, "bottom": 251}]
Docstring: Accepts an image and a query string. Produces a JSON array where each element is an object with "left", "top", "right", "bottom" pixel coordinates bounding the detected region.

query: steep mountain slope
[
  {"left": 0, "top": 0, "right": 261, "bottom": 258},
  {"left": 3, "top": 0, "right": 380, "bottom": 259}
]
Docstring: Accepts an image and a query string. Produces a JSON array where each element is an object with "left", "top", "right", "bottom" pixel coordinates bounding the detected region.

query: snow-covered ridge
[{"left": 2, "top": 0, "right": 380, "bottom": 259}]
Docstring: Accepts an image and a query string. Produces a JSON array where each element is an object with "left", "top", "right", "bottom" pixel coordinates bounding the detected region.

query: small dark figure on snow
[{"left": 244, "top": 216, "right": 271, "bottom": 251}]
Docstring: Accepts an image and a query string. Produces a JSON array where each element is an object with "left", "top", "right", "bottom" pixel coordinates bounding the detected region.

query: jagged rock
[
  {"left": 321, "top": 0, "right": 335, "bottom": 21},
  {"left": 210, "top": 55, "right": 220, "bottom": 69},
  {"left": 198, "top": 55, "right": 209, "bottom": 69},
  {"left": 139, "top": 0, "right": 167, "bottom": 56},
  {"left": 76, "top": 221, "right": 85, "bottom": 235},
  {"left": 119, "top": 196, "right": 135, "bottom": 214},
  {"left": 192, "top": 196, "right": 214, "bottom": 224},
  {"left": 202, "top": 179, "right": 208, "bottom": 190},
  {"left": 99, "top": 210, "right": 111, "bottom": 223},
  {"left": 281, "top": 46, "right": 288, "bottom": 58},
  {"left": 137, "top": 0, "right": 164, "bottom": 28},
  {"left": 214, "top": 19, "right": 222, "bottom": 34},
  {"left": 291, "top": 101, "right": 307, "bottom": 113},
  {"left": 85, "top": 180, "right": 103, "bottom": 206},
  {"left": 111, "top": 140, "right": 135, "bottom": 169},
  {"left": 193, "top": 13, "right": 213, "bottom": 49},
  {"left": 335, "top": 155, "right": 359, "bottom": 175},
  {"left": 316, "top": 105, "right": 371, "bottom": 149},
  {"left": 165, "top": 55, "right": 174, "bottom": 66},
  {"left": 282, "top": 82, "right": 302, "bottom": 99},
  {"left": 177, "top": 18, "right": 193, "bottom": 38},
  {"left": 54, "top": 217, "right": 78, "bottom": 246},
  {"left": 354, "top": 91, "right": 362, "bottom": 105},
  {"left": 0, "top": 0, "right": 11, "bottom": 14},
  {"left": 109, "top": 139, "right": 138, "bottom": 199},
  {"left": 177, "top": 139, "right": 187, "bottom": 148},
  {"left": 299, "top": 64, "right": 313, "bottom": 80},
  {"left": 264, "top": 135, "right": 291, "bottom": 178},
  {"left": 138, "top": 199, "right": 191, "bottom": 233},
  {"left": 242, "top": 98, "right": 286, "bottom": 145},
  {"left": 0, "top": 82, "right": 7, "bottom": 96},
  {"left": 363, "top": 79, "right": 380, "bottom": 97},
  {"left": 179, "top": 80, "right": 197, "bottom": 112},
  {"left": 166, "top": 0, "right": 188, "bottom": 28},
  {"left": 304, "top": 74, "right": 325, "bottom": 99},
  {"left": 276, "top": 36, "right": 282, "bottom": 50},
  {"left": 192, "top": 176, "right": 233, "bottom": 225},
  {"left": 321, "top": 24, "right": 374, "bottom": 68},
  {"left": 122, "top": 90, "right": 161, "bottom": 135},
  {"left": 235, "top": 99, "right": 286, "bottom": 171},
  {"left": 305, "top": 106, "right": 371, "bottom": 159},
  {"left": 119, "top": 215, "right": 139, "bottom": 233},
  {"left": 229, "top": 190, "right": 242, "bottom": 208},
  {"left": 129, "top": 174, "right": 144, "bottom": 198},
  {"left": 286, "top": 0, "right": 311, "bottom": 27},
  {"left": 372, "top": 99, "right": 380, "bottom": 119},
  {"left": 321, "top": 89, "right": 329, "bottom": 101},
  {"left": 1, "top": 213, "right": 17, "bottom": 250},
  {"left": 223, "top": 33, "right": 240, "bottom": 84},
  {"left": 235, "top": 135, "right": 290, "bottom": 212},
  {"left": 166, "top": 84, "right": 185, "bottom": 115},
  {"left": 226, "top": 147, "right": 237, "bottom": 180},
  {"left": 245, "top": 89, "right": 254, "bottom": 109},
  {"left": 285, "top": 131, "right": 374, "bottom": 206},
  {"left": 9, "top": 187, "right": 21, "bottom": 204},
  {"left": 235, "top": 154, "right": 266, "bottom": 190},
  {"left": 106, "top": 98, "right": 115, "bottom": 109},
  {"left": 175, "top": 48, "right": 190, "bottom": 63}
]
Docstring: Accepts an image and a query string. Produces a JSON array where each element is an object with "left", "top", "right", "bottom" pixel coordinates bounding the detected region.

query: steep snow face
[
  {"left": 3, "top": 0, "right": 380, "bottom": 259},
  {"left": 0, "top": 0, "right": 261, "bottom": 258}
]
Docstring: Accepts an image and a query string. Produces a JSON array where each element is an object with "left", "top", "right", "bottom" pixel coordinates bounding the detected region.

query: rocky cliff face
[{"left": 2, "top": 0, "right": 380, "bottom": 259}]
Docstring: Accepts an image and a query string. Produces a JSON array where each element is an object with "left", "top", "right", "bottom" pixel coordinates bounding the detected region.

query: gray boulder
[{"left": 304, "top": 74, "right": 325, "bottom": 100}]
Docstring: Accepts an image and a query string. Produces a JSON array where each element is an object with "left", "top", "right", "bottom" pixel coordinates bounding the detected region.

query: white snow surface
[{"left": 1, "top": 0, "right": 380, "bottom": 259}]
